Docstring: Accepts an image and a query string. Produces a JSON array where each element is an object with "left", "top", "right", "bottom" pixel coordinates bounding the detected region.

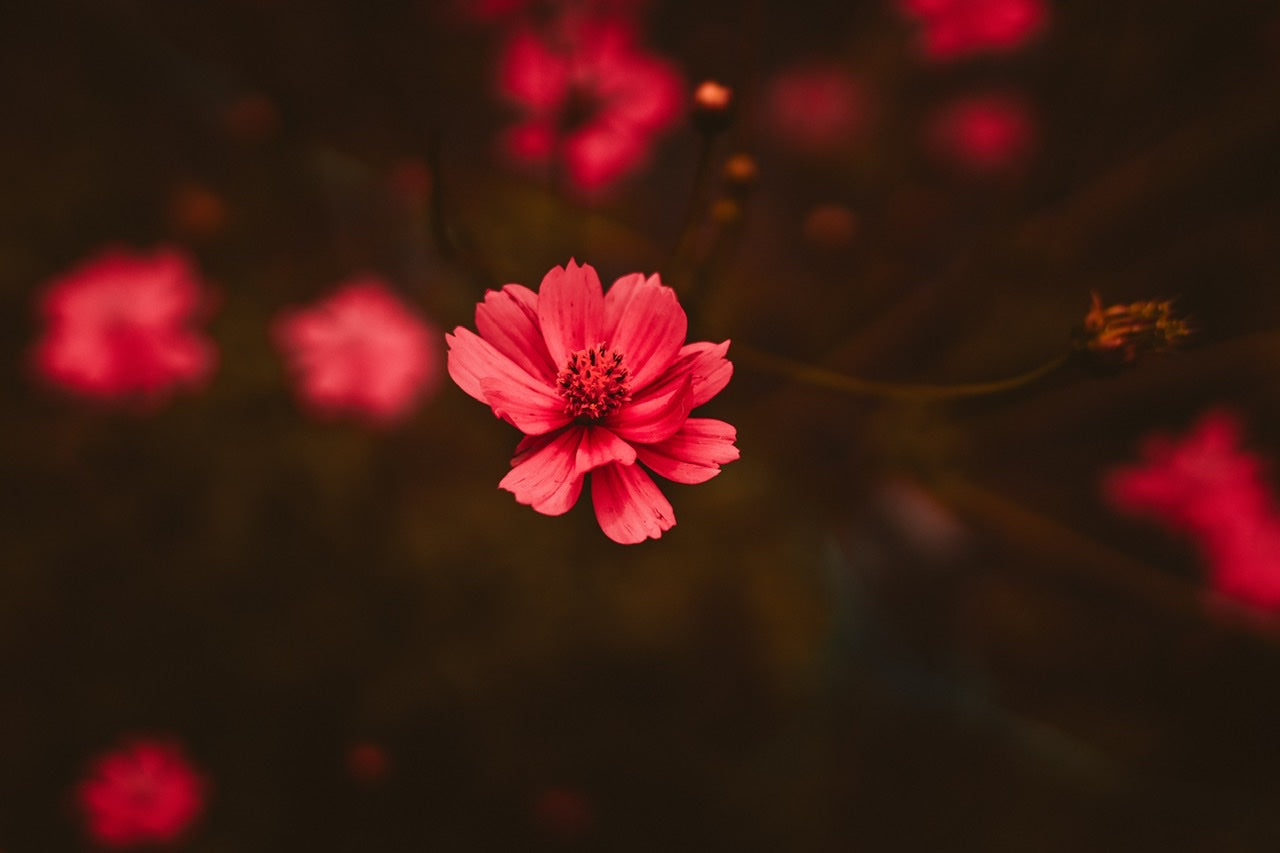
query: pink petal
[
  {"left": 496, "top": 28, "right": 570, "bottom": 110},
  {"left": 668, "top": 340, "right": 733, "bottom": 407},
  {"left": 500, "top": 428, "right": 585, "bottom": 515},
  {"left": 475, "top": 284, "right": 556, "bottom": 383},
  {"left": 481, "top": 377, "right": 573, "bottom": 435},
  {"left": 634, "top": 418, "right": 739, "bottom": 484},
  {"left": 502, "top": 120, "right": 557, "bottom": 166},
  {"left": 603, "top": 272, "right": 687, "bottom": 392},
  {"left": 606, "top": 373, "right": 692, "bottom": 444},
  {"left": 562, "top": 123, "right": 648, "bottom": 192},
  {"left": 591, "top": 461, "right": 675, "bottom": 544},
  {"left": 537, "top": 260, "right": 606, "bottom": 363},
  {"left": 575, "top": 425, "right": 637, "bottom": 476},
  {"left": 447, "top": 327, "right": 569, "bottom": 433}
]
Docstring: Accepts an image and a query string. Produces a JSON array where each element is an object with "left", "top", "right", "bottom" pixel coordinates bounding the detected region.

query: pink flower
[
  {"left": 33, "top": 248, "right": 217, "bottom": 403},
  {"left": 928, "top": 93, "right": 1035, "bottom": 172},
  {"left": 76, "top": 738, "right": 207, "bottom": 848},
  {"left": 447, "top": 260, "right": 738, "bottom": 544},
  {"left": 761, "top": 64, "right": 871, "bottom": 153},
  {"left": 1105, "top": 410, "right": 1280, "bottom": 610},
  {"left": 496, "top": 17, "right": 683, "bottom": 193},
  {"left": 899, "top": 0, "right": 1048, "bottom": 61},
  {"left": 273, "top": 277, "right": 441, "bottom": 425}
]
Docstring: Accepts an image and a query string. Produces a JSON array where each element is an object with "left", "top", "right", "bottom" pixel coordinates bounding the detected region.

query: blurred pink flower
[
  {"left": 274, "top": 277, "right": 441, "bottom": 425},
  {"left": 1105, "top": 410, "right": 1280, "bottom": 610},
  {"left": 33, "top": 247, "right": 217, "bottom": 403},
  {"left": 76, "top": 738, "right": 206, "bottom": 848},
  {"left": 928, "top": 93, "right": 1035, "bottom": 172},
  {"left": 447, "top": 260, "right": 737, "bottom": 544},
  {"left": 761, "top": 64, "right": 871, "bottom": 153},
  {"left": 899, "top": 0, "right": 1048, "bottom": 61},
  {"left": 495, "top": 17, "right": 683, "bottom": 193}
]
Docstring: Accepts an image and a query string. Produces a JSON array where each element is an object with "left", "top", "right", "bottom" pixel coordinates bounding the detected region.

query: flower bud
[{"left": 691, "top": 80, "right": 735, "bottom": 135}]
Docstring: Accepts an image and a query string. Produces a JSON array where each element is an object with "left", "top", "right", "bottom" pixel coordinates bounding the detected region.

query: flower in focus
[
  {"left": 33, "top": 247, "right": 217, "bottom": 403},
  {"left": 1105, "top": 410, "right": 1280, "bottom": 610},
  {"left": 899, "top": 0, "right": 1048, "bottom": 61},
  {"left": 447, "top": 260, "right": 738, "bottom": 544},
  {"left": 76, "top": 737, "right": 207, "bottom": 848},
  {"left": 928, "top": 93, "right": 1035, "bottom": 173},
  {"left": 273, "top": 276, "right": 441, "bottom": 425},
  {"left": 761, "top": 64, "right": 871, "bottom": 153},
  {"left": 495, "top": 17, "right": 684, "bottom": 193}
]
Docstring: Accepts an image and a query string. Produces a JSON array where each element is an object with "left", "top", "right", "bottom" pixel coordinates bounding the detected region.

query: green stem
[{"left": 735, "top": 344, "right": 1070, "bottom": 402}]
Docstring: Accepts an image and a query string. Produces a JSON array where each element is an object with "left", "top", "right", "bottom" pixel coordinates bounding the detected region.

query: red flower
[
  {"left": 33, "top": 248, "right": 217, "bottom": 403},
  {"left": 447, "top": 260, "right": 737, "bottom": 544},
  {"left": 928, "top": 93, "right": 1035, "bottom": 172},
  {"left": 273, "top": 277, "right": 441, "bottom": 425},
  {"left": 496, "top": 18, "right": 683, "bottom": 193},
  {"left": 899, "top": 0, "right": 1048, "bottom": 61},
  {"left": 76, "top": 738, "right": 207, "bottom": 848},
  {"left": 1105, "top": 410, "right": 1280, "bottom": 610}
]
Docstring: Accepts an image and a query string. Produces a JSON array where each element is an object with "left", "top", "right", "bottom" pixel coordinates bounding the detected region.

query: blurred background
[{"left": 3, "top": 0, "right": 1280, "bottom": 849}]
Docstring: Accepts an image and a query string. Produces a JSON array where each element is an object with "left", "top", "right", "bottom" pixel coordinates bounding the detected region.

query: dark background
[{"left": 3, "top": 0, "right": 1280, "bottom": 849}]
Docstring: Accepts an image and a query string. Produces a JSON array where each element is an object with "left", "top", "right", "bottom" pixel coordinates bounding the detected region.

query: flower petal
[
  {"left": 475, "top": 284, "right": 557, "bottom": 383},
  {"left": 605, "top": 372, "right": 692, "bottom": 444},
  {"left": 480, "top": 376, "right": 572, "bottom": 435},
  {"left": 575, "top": 425, "right": 637, "bottom": 476},
  {"left": 603, "top": 272, "right": 687, "bottom": 392},
  {"left": 537, "top": 260, "right": 605, "bottom": 364},
  {"left": 634, "top": 418, "right": 739, "bottom": 484},
  {"left": 670, "top": 340, "right": 733, "bottom": 407},
  {"left": 447, "top": 328, "right": 565, "bottom": 433},
  {"left": 500, "top": 428, "right": 585, "bottom": 516},
  {"left": 591, "top": 462, "right": 675, "bottom": 544}
]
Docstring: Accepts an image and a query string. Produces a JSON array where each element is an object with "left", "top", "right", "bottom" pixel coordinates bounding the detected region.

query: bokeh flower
[
  {"left": 76, "top": 737, "right": 207, "bottom": 848},
  {"left": 1105, "top": 410, "right": 1280, "bottom": 610},
  {"left": 899, "top": 0, "right": 1048, "bottom": 61},
  {"left": 447, "top": 260, "right": 737, "bottom": 544},
  {"left": 761, "top": 64, "right": 871, "bottom": 153},
  {"left": 495, "top": 17, "right": 683, "bottom": 193},
  {"left": 273, "top": 276, "right": 441, "bottom": 426},
  {"left": 33, "top": 247, "right": 217, "bottom": 403},
  {"left": 928, "top": 93, "right": 1035, "bottom": 173}
]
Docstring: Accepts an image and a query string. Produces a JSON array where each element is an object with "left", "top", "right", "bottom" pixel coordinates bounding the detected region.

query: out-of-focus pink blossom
[
  {"left": 899, "top": 0, "right": 1048, "bottom": 61},
  {"left": 274, "top": 277, "right": 441, "bottom": 426},
  {"left": 495, "top": 17, "right": 683, "bottom": 193},
  {"left": 928, "top": 93, "right": 1035, "bottom": 172},
  {"left": 76, "top": 738, "right": 206, "bottom": 848},
  {"left": 1105, "top": 410, "right": 1280, "bottom": 610},
  {"left": 761, "top": 64, "right": 871, "bottom": 153},
  {"left": 447, "top": 260, "right": 737, "bottom": 544},
  {"left": 33, "top": 247, "right": 217, "bottom": 403}
]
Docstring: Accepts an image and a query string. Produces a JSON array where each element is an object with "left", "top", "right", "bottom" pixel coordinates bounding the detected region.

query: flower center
[{"left": 557, "top": 343, "right": 630, "bottom": 420}]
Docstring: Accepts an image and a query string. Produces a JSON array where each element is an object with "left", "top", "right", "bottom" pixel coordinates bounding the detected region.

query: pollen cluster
[{"left": 557, "top": 343, "right": 631, "bottom": 420}]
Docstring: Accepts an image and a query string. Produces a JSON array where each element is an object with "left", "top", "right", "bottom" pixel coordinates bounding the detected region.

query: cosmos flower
[
  {"left": 33, "top": 247, "right": 217, "bottom": 403},
  {"left": 928, "top": 93, "right": 1035, "bottom": 173},
  {"left": 898, "top": 0, "right": 1048, "bottom": 61},
  {"left": 1105, "top": 410, "right": 1280, "bottom": 610},
  {"left": 76, "top": 737, "right": 207, "bottom": 848},
  {"left": 273, "top": 277, "right": 441, "bottom": 426},
  {"left": 447, "top": 260, "right": 737, "bottom": 544},
  {"left": 495, "top": 16, "right": 683, "bottom": 193}
]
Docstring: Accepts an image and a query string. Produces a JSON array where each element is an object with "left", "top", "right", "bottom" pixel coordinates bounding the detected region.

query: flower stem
[
  {"left": 667, "top": 129, "right": 718, "bottom": 278},
  {"left": 735, "top": 344, "right": 1070, "bottom": 402}
]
